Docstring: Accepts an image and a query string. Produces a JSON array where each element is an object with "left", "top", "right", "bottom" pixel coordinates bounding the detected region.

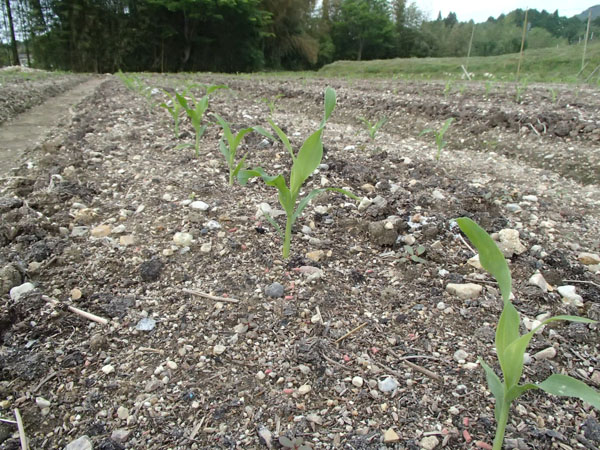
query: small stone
[
  {"left": 358, "top": 197, "right": 372, "bottom": 211},
  {"left": 533, "top": 347, "right": 557, "bottom": 361},
  {"left": 70, "top": 288, "right": 82, "bottom": 300},
  {"left": 163, "top": 193, "right": 173, "bottom": 202},
  {"left": 352, "top": 376, "right": 364, "bottom": 388},
  {"left": 265, "top": 282, "right": 284, "bottom": 298},
  {"left": 213, "top": 344, "right": 226, "bottom": 355},
  {"left": 578, "top": 252, "right": 600, "bottom": 265},
  {"left": 136, "top": 317, "right": 156, "bottom": 331},
  {"left": 91, "top": 224, "right": 111, "bottom": 238},
  {"left": 420, "top": 435, "right": 439, "bottom": 450},
  {"left": 9, "top": 282, "right": 35, "bottom": 301},
  {"left": 0, "top": 264, "right": 23, "bottom": 296},
  {"left": 112, "top": 224, "right": 126, "bottom": 234},
  {"left": 200, "top": 243, "right": 212, "bottom": 253},
  {"left": 523, "top": 195, "right": 538, "bottom": 202},
  {"left": 119, "top": 235, "right": 136, "bottom": 246},
  {"left": 297, "top": 384, "right": 311, "bottom": 395},
  {"left": 190, "top": 200, "right": 210, "bottom": 211},
  {"left": 463, "top": 362, "right": 479, "bottom": 370},
  {"left": 528, "top": 273, "right": 550, "bottom": 292},
  {"left": 71, "top": 226, "right": 89, "bottom": 237},
  {"left": 298, "top": 364, "right": 311, "bottom": 374},
  {"left": 497, "top": 229, "right": 527, "bottom": 257},
  {"left": 383, "top": 428, "right": 400, "bottom": 443},
  {"left": 432, "top": 189, "right": 445, "bottom": 200},
  {"left": 453, "top": 349, "right": 469, "bottom": 363},
  {"left": 378, "top": 376, "right": 399, "bottom": 392},
  {"left": 173, "top": 232, "right": 193, "bottom": 247},
  {"left": 139, "top": 258, "right": 163, "bottom": 282},
  {"left": 446, "top": 283, "right": 482, "bottom": 300},
  {"left": 89, "top": 334, "right": 107, "bottom": 352},
  {"left": 117, "top": 406, "right": 129, "bottom": 420},
  {"left": 256, "top": 371, "right": 266, "bottom": 380},
  {"left": 166, "top": 361, "right": 177, "bottom": 370},
  {"left": 36, "top": 397, "right": 51, "bottom": 409},
  {"left": 306, "top": 250, "right": 325, "bottom": 262},
  {"left": 101, "top": 364, "right": 115, "bottom": 375},
  {"left": 111, "top": 428, "right": 131, "bottom": 443},
  {"left": 361, "top": 183, "right": 375, "bottom": 193},
  {"left": 204, "top": 220, "right": 221, "bottom": 230},
  {"left": 64, "top": 436, "right": 93, "bottom": 450},
  {"left": 557, "top": 285, "right": 584, "bottom": 307},
  {"left": 506, "top": 203, "right": 522, "bottom": 213},
  {"left": 449, "top": 406, "right": 460, "bottom": 415},
  {"left": 467, "top": 254, "right": 483, "bottom": 270}
]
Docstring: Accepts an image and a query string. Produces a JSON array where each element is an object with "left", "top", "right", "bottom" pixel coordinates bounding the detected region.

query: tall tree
[{"left": 4, "top": 0, "right": 20, "bottom": 65}]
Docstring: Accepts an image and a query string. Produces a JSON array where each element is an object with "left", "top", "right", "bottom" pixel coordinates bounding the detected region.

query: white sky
[{"left": 414, "top": 1, "right": 595, "bottom": 23}]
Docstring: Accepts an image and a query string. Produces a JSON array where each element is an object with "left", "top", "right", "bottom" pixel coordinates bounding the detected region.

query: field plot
[{"left": 0, "top": 73, "right": 599, "bottom": 449}]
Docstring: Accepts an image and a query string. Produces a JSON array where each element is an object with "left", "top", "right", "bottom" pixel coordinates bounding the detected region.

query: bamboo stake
[
  {"left": 516, "top": 9, "right": 528, "bottom": 81},
  {"left": 582, "top": 11, "right": 592, "bottom": 73},
  {"left": 465, "top": 22, "right": 475, "bottom": 72}
]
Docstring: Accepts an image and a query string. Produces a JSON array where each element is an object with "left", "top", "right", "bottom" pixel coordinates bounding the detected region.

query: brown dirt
[{"left": 0, "top": 73, "right": 599, "bottom": 449}]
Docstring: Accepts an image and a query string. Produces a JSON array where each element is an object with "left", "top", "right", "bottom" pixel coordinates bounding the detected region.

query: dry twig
[
  {"left": 14, "top": 409, "right": 29, "bottom": 450},
  {"left": 387, "top": 348, "right": 444, "bottom": 384},
  {"left": 564, "top": 279, "right": 600, "bottom": 289},
  {"left": 335, "top": 322, "right": 367, "bottom": 344},
  {"left": 42, "top": 296, "right": 108, "bottom": 325},
  {"left": 182, "top": 288, "right": 240, "bottom": 303}
]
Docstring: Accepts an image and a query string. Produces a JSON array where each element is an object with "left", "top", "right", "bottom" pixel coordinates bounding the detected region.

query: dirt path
[{"left": 0, "top": 77, "right": 106, "bottom": 175}]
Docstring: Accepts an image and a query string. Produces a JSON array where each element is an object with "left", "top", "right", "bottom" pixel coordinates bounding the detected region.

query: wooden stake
[
  {"left": 582, "top": 11, "right": 592, "bottom": 73},
  {"left": 465, "top": 22, "right": 475, "bottom": 72},
  {"left": 516, "top": 9, "right": 528, "bottom": 82}
]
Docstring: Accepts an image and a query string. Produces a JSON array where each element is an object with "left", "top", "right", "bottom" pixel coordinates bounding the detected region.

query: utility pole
[{"left": 4, "top": 0, "right": 20, "bottom": 65}]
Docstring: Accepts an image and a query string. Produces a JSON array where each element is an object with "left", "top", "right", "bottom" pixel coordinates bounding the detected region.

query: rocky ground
[{"left": 0, "top": 72, "right": 599, "bottom": 449}]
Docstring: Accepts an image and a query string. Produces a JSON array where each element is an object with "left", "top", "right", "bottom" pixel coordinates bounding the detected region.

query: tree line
[{"left": 1, "top": 0, "right": 598, "bottom": 73}]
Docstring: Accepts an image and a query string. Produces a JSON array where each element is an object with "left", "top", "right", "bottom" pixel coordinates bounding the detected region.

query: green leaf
[
  {"left": 496, "top": 301, "right": 522, "bottom": 388},
  {"left": 219, "top": 139, "right": 230, "bottom": 160},
  {"left": 175, "top": 92, "right": 189, "bottom": 111},
  {"left": 252, "top": 125, "right": 276, "bottom": 143},
  {"left": 440, "top": 117, "right": 454, "bottom": 136},
  {"left": 213, "top": 113, "right": 234, "bottom": 149},
  {"left": 506, "top": 383, "right": 538, "bottom": 403},
  {"left": 455, "top": 217, "right": 512, "bottom": 303},
  {"left": 267, "top": 119, "right": 294, "bottom": 159},
  {"left": 537, "top": 374, "right": 600, "bottom": 409},
  {"left": 321, "top": 87, "right": 336, "bottom": 127},
  {"left": 237, "top": 168, "right": 293, "bottom": 215},
  {"left": 233, "top": 127, "right": 254, "bottom": 151},
  {"left": 206, "top": 84, "right": 228, "bottom": 95},
  {"left": 232, "top": 154, "right": 248, "bottom": 177},
  {"left": 261, "top": 211, "right": 283, "bottom": 239},
  {"left": 278, "top": 436, "right": 294, "bottom": 448},
  {"left": 479, "top": 357, "right": 504, "bottom": 422},
  {"left": 290, "top": 129, "right": 323, "bottom": 198}
]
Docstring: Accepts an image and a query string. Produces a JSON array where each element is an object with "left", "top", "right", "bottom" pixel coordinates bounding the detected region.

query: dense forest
[{"left": 1, "top": 0, "right": 599, "bottom": 73}]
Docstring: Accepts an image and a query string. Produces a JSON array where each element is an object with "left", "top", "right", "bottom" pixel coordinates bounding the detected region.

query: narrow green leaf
[
  {"left": 321, "top": 87, "right": 336, "bottom": 127},
  {"left": 267, "top": 119, "right": 294, "bottom": 159},
  {"left": 479, "top": 357, "right": 504, "bottom": 422},
  {"left": 218, "top": 139, "right": 230, "bottom": 160},
  {"left": 206, "top": 84, "right": 228, "bottom": 95},
  {"left": 237, "top": 168, "right": 293, "bottom": 215},
  {"left": 261, "top": 211, "right": 283, "bottom": 239},
  {"left": 440, "top": 117, "right": 454, "bottom": 135},
  {"left": 213, "top": 113, "right": 234, "bottom": 149},
  {"left": 455, "top": 217, "right": 512, "bottom": 303},
  {"left": 496, "top": 301, "right": 523, "bottom": 388},
  {"left": 537, "top": 374, "right": 600, "bottom": 409},
  {"left": 232, "top": 154, "right": 248, "bottom": 177},
  {"left": 175, "top": 92, "right": 189, "bottom": 111},
  {"left": 233, "top": 128, "right": 254, "bottom": 151},
  {"left": 253, "top": 126, "right": 276, "bottom": 143},
  {"left": 290, "top": 129, "right": 323, "bottom": 197},
  {"left": 506, "top": 383, "right": 538, "bottom": 403}
]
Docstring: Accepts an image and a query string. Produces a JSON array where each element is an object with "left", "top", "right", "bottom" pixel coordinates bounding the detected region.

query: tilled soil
[{"left": 0, "top": 73, "right": 599, "bottom": 449}]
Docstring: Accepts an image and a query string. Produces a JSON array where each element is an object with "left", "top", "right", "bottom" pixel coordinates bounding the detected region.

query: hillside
[{"left": 576, "top": 4, "right": 600, "bottom": 20}]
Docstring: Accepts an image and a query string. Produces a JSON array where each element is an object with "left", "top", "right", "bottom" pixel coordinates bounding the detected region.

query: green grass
[{"left": 318, "top": 41, "right": 600, "bottom": 83}]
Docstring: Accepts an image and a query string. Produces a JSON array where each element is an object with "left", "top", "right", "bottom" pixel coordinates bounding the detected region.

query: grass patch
[{"left": 318, "top": 41, "right": 600, "bottom": 83}]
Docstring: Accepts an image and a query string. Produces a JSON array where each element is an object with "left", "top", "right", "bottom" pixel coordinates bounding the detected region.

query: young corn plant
[
  {"left": 359, "top": 116, "right": 387, "bottom": 140},
  {"left": 176, "top": 85, "right": 227, "bottom": 157},
  {"left": 420, "top": 118, "right": 454, "bottom": 161},
  {"left": 212, "top": 113, "right": 254, "bottom": 186},
  {"left": 238, "top": 87, "right": 358, "bottom": 259},
  {"left": 160, "top": 89, "right": 186, "bottom": 138},
  {"left": 261, "top": 93, "right": 283, "bottom": 117},
  {"left": 455, "top": 217, "right": 600, "bottom": 450}
]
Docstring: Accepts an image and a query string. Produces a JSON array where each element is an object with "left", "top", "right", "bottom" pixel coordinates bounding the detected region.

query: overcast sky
[{"left": 413, "top": 1, "right": 595, "bottom": 23}]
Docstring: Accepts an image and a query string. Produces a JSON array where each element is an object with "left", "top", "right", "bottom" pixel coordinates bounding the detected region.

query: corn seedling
[
  {"left": 443, "top": 80, "right": 453, "bottom": 99},
  {"left": 176, "top": 85, "right": 227, "bottom": 157},
  {"left": 399, "top": 244, "right": 426, "bottom": 264},
  {"left": 239, "top": 87, "right": 358, "bottom": 258},
  {"left": 212, "top": 113, "right": 254, "bottom": 186},
  {"left": 420, "top": 118, "right": 454, "bottom": 161},
  {"left": 515, "top": 79, "right": 528, "bottom": 104},
  {"left": 261, "top": 94, "right": 283, "bottom": 117},
  {"left": 455, "top": 217, "right": 600, "bottom": 450},
  {"left": 359, "top": 116, "right": 387, "bottom": 140},
  {"left": 160, "top": 89, "right": 186, "bottom": 138},
  {"left": 549, "top": 87, "right": 558, "bottom": 104}
]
